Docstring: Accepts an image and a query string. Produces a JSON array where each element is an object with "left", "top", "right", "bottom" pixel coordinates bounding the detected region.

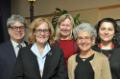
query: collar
[
  {"left": 11, "top": 39, "right": 26, "bottom": 48},
  {"left": 98, "top": 43, "right": 115, "bottom": 50},
  {"left": 31, "top": 42, "right": 51, "bottom": 58}
]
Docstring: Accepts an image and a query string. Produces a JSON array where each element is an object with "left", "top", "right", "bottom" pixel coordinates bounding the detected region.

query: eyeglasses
[
  {"left": 9, "top": 26, "right": 25, "bottom": 31},
  {"left": 35, "top": 29, "right": 50, "bottom": 34}
]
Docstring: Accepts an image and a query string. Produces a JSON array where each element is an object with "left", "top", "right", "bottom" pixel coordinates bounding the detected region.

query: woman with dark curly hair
[{"left": 92, "top": 18, "right": 120, "bottom": 79}]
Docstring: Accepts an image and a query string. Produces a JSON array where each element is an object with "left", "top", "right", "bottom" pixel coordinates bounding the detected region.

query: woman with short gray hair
[{"left": 68, "top": 23, "right": 112, "bottom": 79}]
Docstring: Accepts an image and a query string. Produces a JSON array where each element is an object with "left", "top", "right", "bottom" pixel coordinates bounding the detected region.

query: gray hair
[
  {"left": 73, "top": 23, "right": 97, "bottom": 39},
  {"left": 7, "top": 14, "right": 25, "bottom": 27}
]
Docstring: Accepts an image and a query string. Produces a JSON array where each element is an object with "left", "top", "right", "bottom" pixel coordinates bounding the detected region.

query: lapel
[
  {"left": 7, "top": 41, "right": 16, "bottom": 59},
  {"left": 28, "top": 45, "right": 55, "bottom": 79},
  {"left": 90, "top": 53, "right": 96, "bottom": 70},
  {"left": 42, "top": 47, "right": 54, "bottom": 79},
  {"left": 90, "top": 52, "right": 100, "bottom": 78},
  {"left": 29, "top": 48, "right": 42, "bottom": 79},
  {"left": 24, "top": 41, "right": 28, "bottom": 46},
  {"left": 7, "top": 41, "right": 28, "bottom": 59}
]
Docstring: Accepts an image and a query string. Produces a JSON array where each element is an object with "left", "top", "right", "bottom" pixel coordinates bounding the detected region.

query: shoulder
[
  {"left": 0, "top": 41, "right": 11, "bottom": 47},
  {"left": 50, "top": 43, "right": 63, "bottom": 54},
  {"left": 113, "top": 47, "right": 120, "bottom": 53},
  {"left": 110, "top": 47, "right": 120, "bottom": 60},
  {"left": 19, "top": 45, "right": 32, "bottom": 55},
  {"left": 17, "top": 45, "right": 37, "bottom": 62},
  {"left": 68, "top": 54, "right": 77, "bottom": 62},
  {"left": 21, "top": 45, "right": 31, "bottom": 50},
  {"left": 92, "top": 44, "right": 101, "bottom": 52},
  {"left": 0, "top": 41, "right": 12, "bottom": 51},
  {"left": 94, "top": 50, "right": 108, "bottom": 61}
]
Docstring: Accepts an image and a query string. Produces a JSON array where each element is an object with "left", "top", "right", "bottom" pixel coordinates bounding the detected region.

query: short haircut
[
  {"left": 73, "top": 23, "right": 97, "bottom": 40},
  {"left": 7, "top": 14, "right": 25, "bottom": 27}
]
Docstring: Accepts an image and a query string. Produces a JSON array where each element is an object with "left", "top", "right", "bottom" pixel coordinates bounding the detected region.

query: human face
[
  {"left": 76, "top": 31, "right": 94, "bottom": 52},
  {"left": 34, "top": 22, "right": 50, "bottom": 45},
  {"left": 59, "top": 18, "right": 73, "bottom": 39},
  {"left": 99, "top": 22, "right": 115, "bottom": 43},
  {"left": 8, "top": 21, "right": 25, "bottom": 43}
]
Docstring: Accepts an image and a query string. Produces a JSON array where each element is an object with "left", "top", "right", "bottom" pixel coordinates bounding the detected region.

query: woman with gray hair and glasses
[{"left": 68, "top": 23, "right": 112, "bottom": 79}]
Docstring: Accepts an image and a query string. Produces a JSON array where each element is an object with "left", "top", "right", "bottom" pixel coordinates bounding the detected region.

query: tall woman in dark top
[
  {"left": 11, "top": 17, "right": 67, "bottom": 79},
  {"left": 92, "top": 18, "right": 120, "bottom": 79},
  {"left": 68, "top": 23, "right": 111, "bottom": 79},
  {"left": 54, "top": 14, "right": 78, "bottom": 65}
]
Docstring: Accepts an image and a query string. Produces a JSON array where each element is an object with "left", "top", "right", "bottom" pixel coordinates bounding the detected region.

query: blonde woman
[
  {"left": 54, "top": 14, "right": 78, "bottom": 65},
  {"left": 12, "top": 18, "right": 67, "bottom": 79}
]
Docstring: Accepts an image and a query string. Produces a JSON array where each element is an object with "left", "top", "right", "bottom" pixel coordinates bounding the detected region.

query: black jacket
[
  {"left": 11, "top": 44, "right": 67, "bottom": 79},
  {"left": 0, "top": 41, "right": 28, "bottom": 79},
  {"left": 110, "top": 47, "right": 120, "bottom": 79}
]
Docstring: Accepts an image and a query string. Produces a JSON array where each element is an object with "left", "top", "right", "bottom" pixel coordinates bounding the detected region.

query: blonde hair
[
  {"left": 54, "top": 14, "right": 75, "bottom": 40},
  {"left": 28, "top": 17, "right": 54, "bottom": 44}
]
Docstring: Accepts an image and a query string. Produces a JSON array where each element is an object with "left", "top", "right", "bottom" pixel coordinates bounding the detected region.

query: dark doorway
[{"left": 0, "top": 0, "right": 11, "bottom": 44}]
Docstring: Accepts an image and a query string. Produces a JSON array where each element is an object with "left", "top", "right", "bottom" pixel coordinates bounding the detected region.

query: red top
[{"left": 59, "top": 40, "right": 77, "bottom": 64}]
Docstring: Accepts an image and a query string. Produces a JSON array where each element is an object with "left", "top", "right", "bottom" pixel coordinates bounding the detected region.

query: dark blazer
[
  {"left": 0, "top": 41, "right": 16, "bottom": 79},
  {"left": 0, "top": 40, "right": 27, "bottom": 79},
  {"left": 11, "top": 44, "right": 67, "bottom": 79},
  {"left": 110, "top": 47, "right": 120, "bottom": 79}
]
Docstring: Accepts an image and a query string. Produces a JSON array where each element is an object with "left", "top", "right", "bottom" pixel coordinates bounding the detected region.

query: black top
[
  {"left": 92, "top": 45, "right": 114, "bottom": 59},
  {"left": 75, "top": 54, "right": 94, "bottom": 79}
]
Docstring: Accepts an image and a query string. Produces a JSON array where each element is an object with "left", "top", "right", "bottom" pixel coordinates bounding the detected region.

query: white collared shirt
[
  {"left": 11, "top": 40, "right": 26, "bottom": 57},
  {"left": 31, "top": 43, "right": 51, "bottom": 77}
]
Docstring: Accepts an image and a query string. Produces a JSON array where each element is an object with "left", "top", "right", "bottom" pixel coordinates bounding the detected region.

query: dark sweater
[{"left": 75, "top": 54, "right": 94, "bottom": 79}]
